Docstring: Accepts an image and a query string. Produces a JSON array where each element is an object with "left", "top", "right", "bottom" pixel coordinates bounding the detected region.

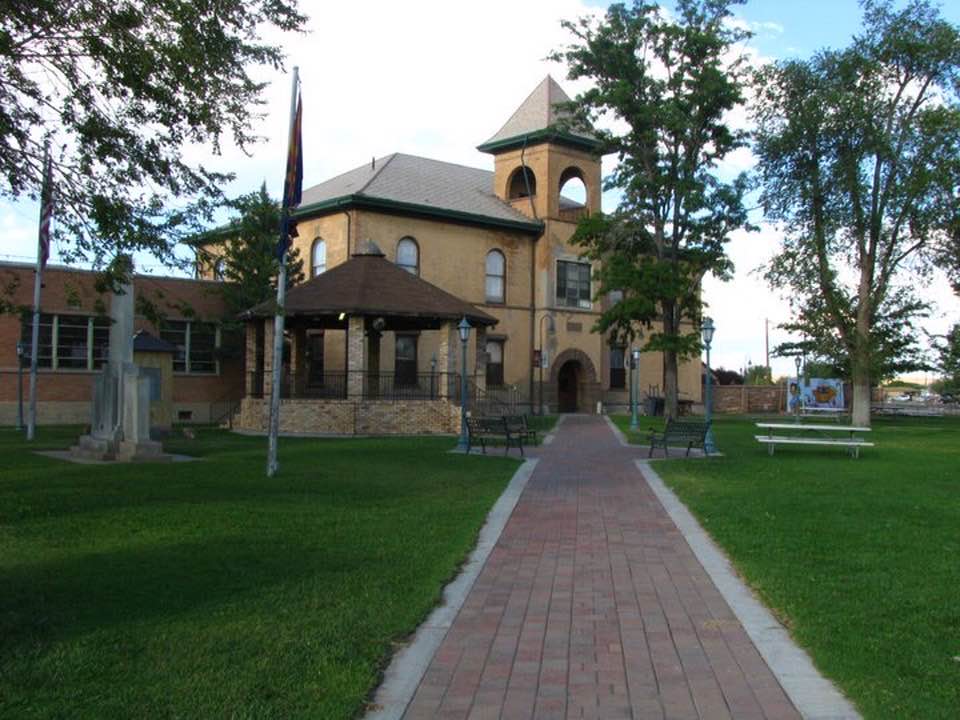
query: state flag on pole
[
  {"left": 38, "top": 150, "right": 54, "bottom": 270},
  {"left": 277, "top": 94, "right": 303, "bottom": 260}
]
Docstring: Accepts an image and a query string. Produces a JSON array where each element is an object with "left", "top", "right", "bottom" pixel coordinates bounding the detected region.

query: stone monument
[{"left": 72, "top": 263, "right": 168, "bottom": 462}]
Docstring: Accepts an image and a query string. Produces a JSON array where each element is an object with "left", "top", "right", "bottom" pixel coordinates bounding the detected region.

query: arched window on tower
[
  {"left": 485, "top": 250, "right": 506, "bottom": 304},
  {"left": 213, "top": 258, "right": 225, "bottom": 281},
  {"left": 311, "top": 238, "right": 326, "bottom": 277},
  {"left": 559, "top": 166, "right": 588, "bottom": 221},
  {"left": 507, "top": 166, "right": 537, "bottom": 199},
  {"left": 396, "top": 236, "right": 419, "bottom": 275}
]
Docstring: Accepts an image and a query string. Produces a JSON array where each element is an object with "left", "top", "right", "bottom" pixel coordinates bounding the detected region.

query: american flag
[{"left": 37, "top": 149, "right": 54, "bottom": 271}]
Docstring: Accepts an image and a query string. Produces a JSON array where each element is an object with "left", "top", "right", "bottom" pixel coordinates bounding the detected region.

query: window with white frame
[
  {"left": 396, "top": 237, "right": 419, "bottom": 275},
  {"left": 486, "top": 340, "right": 504, "bottom": 387},
  {"left": 159, "top": 320, "right": 220, "bottom": 374},
  {"left": 485, "top": 250, "right": 506, "bottom": 303},
  {"left": 556, "top": 260, "right": 592, "bottom": 309},
  {"left": 20, "top": 313, "right": 110, "bottom": 370},
  {"left": 311, "top": 238, "right": 327, "bottom": 277}
]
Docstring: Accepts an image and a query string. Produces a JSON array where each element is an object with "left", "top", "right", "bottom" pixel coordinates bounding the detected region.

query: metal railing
[{"left": 248, "top": 370, "right": 463, "bottom": 402}]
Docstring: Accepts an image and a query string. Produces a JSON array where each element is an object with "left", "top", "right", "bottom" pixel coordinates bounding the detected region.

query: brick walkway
[{"left": 403, "top": 414, "right": 801, "bottom": 719}]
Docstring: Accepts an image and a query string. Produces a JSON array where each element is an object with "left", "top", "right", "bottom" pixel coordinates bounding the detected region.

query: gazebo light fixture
[{"left": 338, "top": 312, "right": 346, "bottom": 321}]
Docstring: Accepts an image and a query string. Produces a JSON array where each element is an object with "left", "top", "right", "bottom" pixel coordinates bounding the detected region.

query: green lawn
[
  {"left": 614, "top": 414, "right": 960, "bottom": 719},
  {"left": 0, "top": 426, "right": 520, "bottom": 719}
]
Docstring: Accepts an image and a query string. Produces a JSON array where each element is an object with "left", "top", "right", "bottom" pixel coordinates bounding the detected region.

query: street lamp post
[
  {"left": 538, "top": 314, "right": 555, "bottom": 415},
  {"left": 456, "top": 317, "right": 472, "bottom": 452},
  {"left": 794, "top": 355, "right": 802, "bottom": 422},
  {"left": 702, "top": 318, "right": 717, "bottom": 455},
  {"left": 629, "top": 348, "right": 640, "bottom": 430},
  {"left": 16, "top": 341, "right": 25, "bottom": 431}
]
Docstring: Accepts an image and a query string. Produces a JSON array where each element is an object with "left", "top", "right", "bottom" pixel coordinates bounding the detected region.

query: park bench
[
  {"left": 504, "top": 414, "right": 539, "bottom": 446},
  {"left": 648, "top": 418, "right": 710, "bottom": 458},
  {"left": 465, "top": 416, "right": 525, "bottom": 456}
]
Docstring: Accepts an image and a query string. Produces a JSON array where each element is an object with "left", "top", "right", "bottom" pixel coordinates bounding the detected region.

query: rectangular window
[
  {"left": 56, "top": 315, "right": 89, "bottom": 369},
  {"left": 610, "top": 346, "right": 626, "bottom": 389},
  {"left": 556, "top": 260, "right": 592, "bottom": 309},
  {"left": 188, "top": 322, "right": 217, "bottom": 374},
  {"left": 160, "top": 320, "right": 219, "bottom": 374},
  {"left": 395, "top": 334, "right": 418, "bottom": 387},
  {"left": 21, "top": 313, "right": 110, "bottom": 370},
  {"left": 92, "top": 317, "right": 110, "bottom": 368},
  {"left": 486, "top": 340, "right": 504, "bottom": 387}
]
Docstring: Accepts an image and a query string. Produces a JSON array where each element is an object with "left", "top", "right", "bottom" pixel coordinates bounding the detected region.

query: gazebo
[{"left": 234, "top": 240, "right": 498, "bottom": 435}]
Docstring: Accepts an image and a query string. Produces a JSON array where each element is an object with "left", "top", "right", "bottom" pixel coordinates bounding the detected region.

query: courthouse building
[{"left": 198, "top": 75, "right": 702, "bottom": 426}]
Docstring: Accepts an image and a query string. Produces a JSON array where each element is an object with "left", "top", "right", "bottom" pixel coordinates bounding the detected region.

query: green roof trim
[
  {"left": 290, "top": 194, "right": 545, "bottom": 235},
  {"left": 477, "top": 128, "right": 603, "bottom": 155}
]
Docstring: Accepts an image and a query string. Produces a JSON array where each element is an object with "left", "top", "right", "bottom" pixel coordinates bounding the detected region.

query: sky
[{"left": 2, "top": 0, "right": 959, "bottom": 382}]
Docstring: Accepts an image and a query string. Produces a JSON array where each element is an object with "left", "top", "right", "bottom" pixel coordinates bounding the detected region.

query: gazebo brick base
[{"left": 235, "top": 397, "right": 462, "bottom": 436}]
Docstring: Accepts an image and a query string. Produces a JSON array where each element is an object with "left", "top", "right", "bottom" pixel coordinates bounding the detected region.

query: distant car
[
  {"left": 893, "top": 393, "right": 913, "bottom": 401},
  {"left": 940, "top": 393, "right": 956, "bottom": 404}
]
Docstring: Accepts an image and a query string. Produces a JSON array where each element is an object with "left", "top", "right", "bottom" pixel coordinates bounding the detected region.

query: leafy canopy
[
  {"left": 753, "top": 0, "right": 960, "bottom": 421},
  {"left": 0, "top": 0, "right": 306, "bottom": 271},
  {"left": 552, "top": 0, "right": 753, "bottom": 359},
  {"left": 202, "top": 183, "right": 304, "bottom": 318}
]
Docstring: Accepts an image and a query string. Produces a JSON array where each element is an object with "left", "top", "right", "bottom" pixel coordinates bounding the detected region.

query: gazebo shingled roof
[{"left": 242, "top": 241, "right": 497, "bottom": 327}]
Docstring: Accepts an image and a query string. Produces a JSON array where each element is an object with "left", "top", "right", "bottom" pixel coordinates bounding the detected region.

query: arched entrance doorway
[{"left": 558, "top": 360, "right": 581, "bottom": 413}]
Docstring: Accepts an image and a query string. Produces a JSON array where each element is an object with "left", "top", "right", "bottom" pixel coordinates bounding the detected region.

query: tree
[
  {"left": 552, "top": 0, "right": 753, "bottom": 419},
  {"left": 744, "top": 364, "right": 773, "bottom": 385},
  {"left": 753, "top": 0, "right": 960, "bottom": 426},
  {"left": 0, "top": 0, "right": 306, "bottom": 275},
  {"left": 713, "top": 367, "right": 744, "bottom": 385},
  {"left": 203, "top": 183, "right": 304, "bottom": 318},
  {"left": 934, "top": 322, "right": 960, "bottom": 391}
]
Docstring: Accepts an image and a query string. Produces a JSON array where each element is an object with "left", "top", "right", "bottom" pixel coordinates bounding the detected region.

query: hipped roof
[{"left": 243, "top": 248, "right": 497, "bottom": 326}]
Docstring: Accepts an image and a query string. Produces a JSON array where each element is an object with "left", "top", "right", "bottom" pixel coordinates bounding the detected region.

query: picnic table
[{"left": 755, "top": 422, "right": 874, "bottom": 458}]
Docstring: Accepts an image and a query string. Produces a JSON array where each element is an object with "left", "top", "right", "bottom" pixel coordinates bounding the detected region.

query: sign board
[{"left": 788, "top": 377, "right": 844, "bottom": 410}]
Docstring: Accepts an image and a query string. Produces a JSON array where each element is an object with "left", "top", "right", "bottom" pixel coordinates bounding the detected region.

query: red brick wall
[
  {"left": 0, "top": 262, "right": 243, "bottom": 408},
  {"left": 712, "top": 385, "right": 787, "bottom": 414}
]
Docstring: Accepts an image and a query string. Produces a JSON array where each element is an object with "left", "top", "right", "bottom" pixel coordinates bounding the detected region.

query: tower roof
[{"left": 478, "top": 75, "right": 601, "bottom": 154}]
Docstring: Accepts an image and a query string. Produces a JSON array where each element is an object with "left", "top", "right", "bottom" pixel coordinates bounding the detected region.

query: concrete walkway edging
[
  {"left": 635, "top": 460, "right": 861, "bottom": 720},
  {"left": 364, "top": 457, "right": 539, "bottom": 720}
]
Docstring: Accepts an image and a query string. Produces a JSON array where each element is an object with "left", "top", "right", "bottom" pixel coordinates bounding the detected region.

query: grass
[
  {"left": 614, "top": 414, "right": 960, "bottom": 719},
  {"left": 0, "top": 426, "right": 520, "bottom": 719}
]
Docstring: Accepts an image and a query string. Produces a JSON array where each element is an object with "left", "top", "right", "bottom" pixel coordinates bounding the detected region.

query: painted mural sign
[{"left": 787, "top": 378, "right": 845, "bottom": 410}]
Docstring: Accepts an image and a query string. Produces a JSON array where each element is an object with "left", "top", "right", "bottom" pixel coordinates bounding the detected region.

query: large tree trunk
[
  {"left": 850, "top": 353, "right": 872, "bottom": 427},
  {"left": 663, "top": 350, "right": 679, "bottom": 420},
  {"left": 661, "top": 301, "right": 680, "bottom": 420}
]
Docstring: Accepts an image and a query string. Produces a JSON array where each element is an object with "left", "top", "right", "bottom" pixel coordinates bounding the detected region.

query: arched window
[
  {"left": 396, "top": 237, "right": 419, "bottom": 275},
  {"left": 212, "top": 258, "right": 225, "bottom": 281},
  {"left": 559, "top": 166, "right": 587, "bottom": 216},
  {"left": 311, "top": 238, "right": 326, "bottom": 277},
  {"left": 507, "top": 166, "right": 537, "bottom": 199},
  {"left": 485, "top": 250, "right": 506, "bottom": 304}
]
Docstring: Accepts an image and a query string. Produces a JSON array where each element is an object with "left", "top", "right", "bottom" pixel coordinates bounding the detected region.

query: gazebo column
[
  {"left": 289, "top": 324, "right": 306, "bottom": 398},
  {"left": 346, "top": 315, "right": 367, "bottom": 398},
  {"left": 244, "top": 320, "right": 258, "bottom": 396},
  {"left": 436, "top": 321, "right": 456, "bottom": 399},
  {"left": 474, "top": 325, "right": 488, "bottom": 394}
]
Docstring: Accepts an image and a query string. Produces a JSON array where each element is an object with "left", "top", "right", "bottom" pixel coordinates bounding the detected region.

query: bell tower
[{"left": 478, "top": 75, "right": 603, "bottom": 223}]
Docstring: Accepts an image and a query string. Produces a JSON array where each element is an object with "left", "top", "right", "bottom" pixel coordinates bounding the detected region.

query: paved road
[{"left": 403, "top": 414, "right": 801, "bottom": 719}]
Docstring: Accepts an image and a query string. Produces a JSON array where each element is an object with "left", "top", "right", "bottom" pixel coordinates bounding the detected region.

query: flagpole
[
  {"left": 267, "top": 66, "right": 299, "bottom": 477},
  {"left": 27, "top": 143, "right": 51, "bottom": 441}
]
